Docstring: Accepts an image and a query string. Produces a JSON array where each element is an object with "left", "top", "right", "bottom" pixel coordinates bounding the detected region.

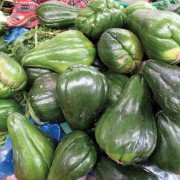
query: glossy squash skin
[
  {"left": 37, "top": 1, "right": 81, "bottom": 28},
  {"left": 142, "top": 60, "right": 180, "bottom": 120},
  {"left": 56, "top": 65, "right": 109, "bottom": 130},
  {"left": 22, "top": 30, "right": 96, "bottom": 73},
  {"left": 7, "top": 113, "right": 55, "bottom": 180},
  {"left": 103, "top": 71, "right": 129, "bottom": 107},
  {"left": 0, "top": 52, "right": 27, "bottom": 98},
  {"left": 25, "top": 67, "right": 52, "bottom": 87},
  {"left": 48, "top": 131, "right": 97, "bottom": 180},
  {"left": 150, "top": 111, "right": 180, "bottom": 174},
  {"left": 75, "top": 0, "right": 126, "bottom": 40},
  {"left": 98, "top": 28, "right": 143, "bottom": 74},
  {"left": 126, "top": 9, "right": 180, "bottom": 64},
  {"left": 95, "top": 74, "right": 157, "bottom": 165},
  {"left": 29, "top": 72, "right": 64, "bottom": 123},
  {"left": 94, "top": 156, "right": 157, "bottom": 180}
]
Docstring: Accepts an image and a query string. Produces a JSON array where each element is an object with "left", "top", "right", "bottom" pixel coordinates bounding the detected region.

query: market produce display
[{"left": 0, "top": 0, "right": 180, "bottom": 179}]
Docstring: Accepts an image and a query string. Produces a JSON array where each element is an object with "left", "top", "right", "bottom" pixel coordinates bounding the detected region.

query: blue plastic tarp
[{"left": 4, "top": 27, "right": 29, "bottom": 45}]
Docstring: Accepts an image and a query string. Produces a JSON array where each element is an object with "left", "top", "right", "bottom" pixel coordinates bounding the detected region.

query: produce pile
[{"left": 0, "top": 0, "right": 180, "bottom": 179}]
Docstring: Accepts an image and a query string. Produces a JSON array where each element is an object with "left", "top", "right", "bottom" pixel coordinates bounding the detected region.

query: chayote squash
[
  {"left": 37, "top": 1, "right": 81, "bottom": 28},
  {"left": 75, "top": 0, "right": 126, "bottom": 40},
  {"left": 25, "top": 67, "right": 52, "bottom": 87},
  {"left": 56, "top": 64, "right": 109, "bottom": 130},
  {"left": 95, "top": 74, "right": 157, "bottom": 165},
  {"left": 94, "top": 156, "right": 157, "bottom": 180},
  {"left": 48, "top": 131, "right": 97, "bottom": 180},
  {"left": 126, "top": 9, "right": 180, "bottom": 64},
  {"left": 103, "top": 71, "right": 129, "bottom": 107},
  {"left": 22, "top": 30, "right": 96, "bottom": 73},
  {"left": 98, "top": 28, "right": 143, "bottom": 74},
  {"left": 7, "top": 112, "right": 55, "bottom": 180},
  {"left": 0, "top": 99, "right": 22, "bottom": 132},
  {"left": 150, "top": 111, "right": 180, "bottom": 174},
  {"left": 125, "top": 1, "right": 156, "bottom": 15},
  {"left": 142, "top": 60, "right": 180, "bottom": 120},
  {"left": 29, "top": 72, "right": 64, "bottom": 123},
  {"left": 0, "top": 52, "right": 27, "bottom": 98}
]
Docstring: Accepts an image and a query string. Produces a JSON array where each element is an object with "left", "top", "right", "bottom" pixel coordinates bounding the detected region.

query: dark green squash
[
  {"left": 126, "top": 9, "right": 180, "bottom": 64},
  {"left": 103, "top": 71, "right": 129, "bottom": 107},
  {"left": 48, "top": 131, "right": 97, "bottom": 180},
  {"left": 95, "top": 74, "right": 157, "bottom": 165},
  {"left": 150, "top": 111, "right": 180, "bottom": 174},
  {"left": 29, "top": 72, "right": 64, "bottom": 123},
  {"left": 7, "top": 112, "right": 55, "bottom": 180},
  {"left": 22, "top": 30, "right": 96, "bottom": 73},
  {"left": 0, "top": 99, "right": 22, "bottom": 132},
  {"left": 56, "top": 64, "right": 109, "bottom": 130},
  {"left": 142, "top": 60, "right": 180, "bottom": 120},
  {"left": 37, "top": 1, "right": 81, "bottom": 28},
  {"left": 0, "top": 52, "right": 27, "bottom": 98},
  {"left": 97, "top": 28, "right": 143, "bottom": 74},
  {"left": 75, "top": 0, "right": 126, "bottom": 40},
  {"left": 25, "top": 67, "right": 52, "bottom": 87},
  {"left": 94, "top": 156, "right": 157, "bottom": 180}
]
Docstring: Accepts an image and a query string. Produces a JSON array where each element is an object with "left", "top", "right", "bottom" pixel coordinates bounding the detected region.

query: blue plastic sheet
[
  {"left": 29, "top": 117, "right": 62, "bottom": 143},
  {"left": 0, "top": 136, "right": 14, "bottom": 178},
  {"left": 40, "top": 123, "right": 61, "bottom": 142},
  {"left": 4, "top": 27, "right": 29, "bottom": 45}
]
